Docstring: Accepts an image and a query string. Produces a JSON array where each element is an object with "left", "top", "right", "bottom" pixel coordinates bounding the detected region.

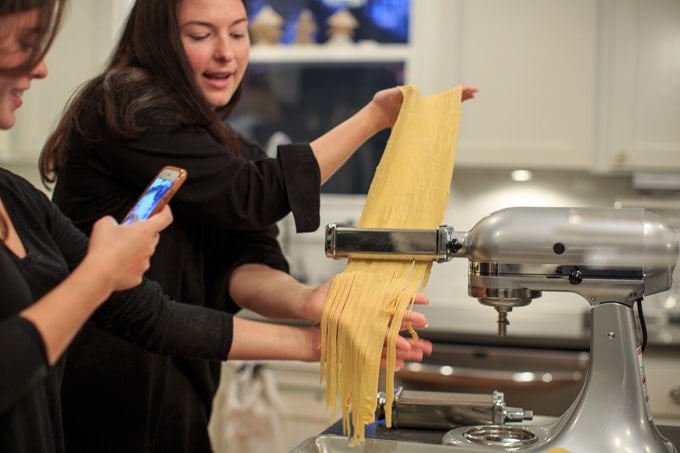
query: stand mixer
[{"left": 324, "top": 207, "right": 679, "bottom": 452}]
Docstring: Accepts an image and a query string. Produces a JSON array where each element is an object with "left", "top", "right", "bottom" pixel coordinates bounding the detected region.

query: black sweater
[
  {"left": 52, "top": 114, "right": 321, "bottom": 452},
  {"left": 0, "top": 169, "right": 233, "bottom": 453}
]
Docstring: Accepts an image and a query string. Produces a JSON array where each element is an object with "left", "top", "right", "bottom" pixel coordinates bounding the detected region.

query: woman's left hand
[
  {"left": 303, "top": 277, "right": 433, "bottom": 367},
  {"left": 461, "top": 85, "right": 478, "bottom": 101}
]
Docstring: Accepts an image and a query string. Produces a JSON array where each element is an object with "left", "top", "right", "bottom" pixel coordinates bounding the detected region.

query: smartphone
[{"left": 122, "top": 166, "right": 187, "bottom": 224}]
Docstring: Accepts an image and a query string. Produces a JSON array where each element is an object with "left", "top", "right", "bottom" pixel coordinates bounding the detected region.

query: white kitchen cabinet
[
  {"left": 243, "top": 0, "right": 602, "bottom": 172},
  {"left": 412, "top": 0, "right": 680, "bottom": 173},
  {"left": 435, "top": 0, "right": 599, "bottom": 170},
  {"left": 596, "top": 0, "right": 680, "bottom": 172}
]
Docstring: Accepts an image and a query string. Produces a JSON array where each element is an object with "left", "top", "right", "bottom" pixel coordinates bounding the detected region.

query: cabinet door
[
  {"left": 600, "top": 0, "right": 680, "bottom": 172},
  {"left": 416, "top": 0, "right": 598, "bottom": 170}
]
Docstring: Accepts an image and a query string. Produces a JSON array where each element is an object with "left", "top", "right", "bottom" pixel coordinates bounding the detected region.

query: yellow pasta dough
[{"left": 320, "top": 84, "right": 463, "bottom": 445}]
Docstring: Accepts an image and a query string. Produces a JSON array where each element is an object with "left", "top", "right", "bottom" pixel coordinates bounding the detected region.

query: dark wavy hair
[
  {"left": 39, "top": 0, "right": 248, "bottom": 185},
  {"left": 0, "top": 0, "right": 66, "bottom": 239}
]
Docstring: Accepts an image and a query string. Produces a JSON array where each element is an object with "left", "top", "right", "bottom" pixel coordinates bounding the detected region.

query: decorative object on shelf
[
  {"left": 326, "top": 9, "right": 358, "bottom": 46},
  {"left": 250, "top": 5, "right": 284, "bottom": 46},
  {"left": 293, "top": 9, "right": 318, "bottom": 45}
]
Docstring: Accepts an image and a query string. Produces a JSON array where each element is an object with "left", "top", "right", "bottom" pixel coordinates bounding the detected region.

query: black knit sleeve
[
  {"left": 18, "top": 174, "right": 236, "bottom": 361},
  {"left": 206, "top": 223, "right": 290, "bottom": 313},
  {"left": 72, "top": 127, "right": 321, "bottom": 232},
  {"left": 91, "top": 280, "right": 233, "bottom": 360}
]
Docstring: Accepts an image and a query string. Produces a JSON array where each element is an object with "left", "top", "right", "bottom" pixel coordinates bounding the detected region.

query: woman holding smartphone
[
  {"left": 0, "top": 1, "right": 433, "bottom": 451},
  {"left": 40, "top": 0, "right": 474, "bottom": 451},
  {"left": 0, "top": 0, "right": 172, "bottom": 450}
]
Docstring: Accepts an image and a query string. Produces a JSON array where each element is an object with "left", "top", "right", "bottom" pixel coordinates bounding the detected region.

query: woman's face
[
  {"left": 178, "top": 0, "right": 250, "bottom": 109},
  {"left": 0, "top": 9, "right": 48, "bottom": 130}
]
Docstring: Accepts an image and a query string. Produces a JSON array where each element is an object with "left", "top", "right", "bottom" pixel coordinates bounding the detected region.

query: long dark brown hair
[
  {"left": 0, "top": 0, "right": 67, "bottom": 240},
  {"left": 39, "top": 0, "right": 247, "bottom": 185}
]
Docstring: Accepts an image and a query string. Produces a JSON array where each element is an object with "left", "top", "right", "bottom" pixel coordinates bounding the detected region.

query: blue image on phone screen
[{"left": 122, "top": 177, "right": 174, "bottom": 224}]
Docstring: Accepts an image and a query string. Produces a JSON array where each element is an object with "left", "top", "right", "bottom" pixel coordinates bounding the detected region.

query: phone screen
[{"left": 122, "top": 176, "right": 175, "bottom": 224}]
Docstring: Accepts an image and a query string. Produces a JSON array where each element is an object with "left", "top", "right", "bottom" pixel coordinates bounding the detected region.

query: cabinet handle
[{"left": 669, "top": 386, "right": 680, "bottom": 405}]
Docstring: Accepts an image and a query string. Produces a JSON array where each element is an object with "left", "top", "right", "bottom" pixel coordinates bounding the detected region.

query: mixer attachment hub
[{"left": 451, "top": 425, "right": 539, "bottom": 449}]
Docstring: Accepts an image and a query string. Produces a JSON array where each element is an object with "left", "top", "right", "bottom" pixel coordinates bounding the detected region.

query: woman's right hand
[
  {"left": 369, "top": 86, "right": 405, "bottom": 130},
  {"left": 85, "top": 205, "right": 173, "bottom": 291},
  {"left": 370, "top": 84, "right": 478, "bottom": 131},
  {"left": 18, "top": 206, "right": 172, "bottom": 365}
]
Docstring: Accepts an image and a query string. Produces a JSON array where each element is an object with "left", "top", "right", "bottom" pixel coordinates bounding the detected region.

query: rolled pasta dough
[{"left": 320, "top": 84, "right": 463, "bottom": 445}]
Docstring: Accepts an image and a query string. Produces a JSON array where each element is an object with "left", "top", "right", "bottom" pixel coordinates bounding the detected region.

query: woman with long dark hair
[
  {"left": 1, "top": 1, "right": 437, "bottom": 451},
  {"left": 40, "top": 0, "right": 474, "bottom": 450},
  {"left": 0, "top": 0, "right": 173, "bottom": 450}
]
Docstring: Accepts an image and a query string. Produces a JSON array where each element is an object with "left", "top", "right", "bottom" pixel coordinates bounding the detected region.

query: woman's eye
[
  {"left": 19, "top": 35, "right": 42, "bottom": 52},
  {"left": 21, "top": 42, "right": 39, "bottom": 51},
  {"left": 188, "top": 33, "right": 210, "bottom": 41}
]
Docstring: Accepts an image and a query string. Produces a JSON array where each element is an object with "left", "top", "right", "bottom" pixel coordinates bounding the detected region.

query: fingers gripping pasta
[{"left": 320, "top": 85, "right": 463, "bottom": 445}]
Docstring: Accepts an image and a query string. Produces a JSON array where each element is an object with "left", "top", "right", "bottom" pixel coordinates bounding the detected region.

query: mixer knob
[{"left": 569, "top": 268, "right": 583, "bottom": 284}]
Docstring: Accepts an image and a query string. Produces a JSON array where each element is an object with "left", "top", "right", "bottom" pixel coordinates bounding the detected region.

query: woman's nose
[
  {"left": 30, "top": 58, "right": 48, "bottom": 79},
  {"left": 213, "top": 38, "right": 234, "bottom": 61}
]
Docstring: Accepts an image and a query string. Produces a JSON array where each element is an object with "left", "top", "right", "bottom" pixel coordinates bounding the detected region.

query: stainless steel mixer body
[{"left": 325, "top": 207, "right": 679, "bottom": 452}]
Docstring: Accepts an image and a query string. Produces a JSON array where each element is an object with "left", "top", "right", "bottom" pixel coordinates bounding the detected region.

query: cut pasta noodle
[{"left": 320, "top": 84, "right": 463, "bottom": 445}]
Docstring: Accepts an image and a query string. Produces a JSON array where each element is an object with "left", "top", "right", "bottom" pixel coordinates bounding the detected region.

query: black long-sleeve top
[
  {"left": 0, "top": 169, "right": 233, "bottom": 453},
  {"left": 51, "top": 106, "right": 321, "bottom": 452}
]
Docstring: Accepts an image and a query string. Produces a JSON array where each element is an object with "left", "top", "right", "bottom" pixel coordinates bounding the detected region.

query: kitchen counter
[{"left": 319, "top": 418, "right": 680, "bottom": 449}]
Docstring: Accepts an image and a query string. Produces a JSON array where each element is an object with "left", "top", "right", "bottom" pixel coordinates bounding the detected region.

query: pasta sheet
[{"left": 320, "top": 85, "right": 463, "bottom": 445}]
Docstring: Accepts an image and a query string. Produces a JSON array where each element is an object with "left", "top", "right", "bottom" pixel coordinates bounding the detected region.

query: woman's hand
[
  {"left": 461, "top": 85, "right": 479, "bottom": 101},
  {"left": 298, "top": 321, "right": 432, "bottom": 366},
  {"left": 20, "top": 207, "right": 172, "bottom": 366},
  {"left": 303, "top": 277, "right": 431, "bottom": 324},
  {"left": 384, "top": 292, "right": 433, "bottom": 369},
  {"left": 370, "top": 84, "right": 478, "bottom": 131},
  {"left": 369, "top": 86, "right": 406, "bottom": 130},
  {"left": 301, "top": 278, "right": 332, "bottom": 323},
  {"left": 85, "top": 205, "right": 173, "bottom": 291},
  {"left": 389, "top": 334, "right": 433, "bottom": 369},
  {"left": 303, "top": 277, "right": 433, "bottom": 368}
]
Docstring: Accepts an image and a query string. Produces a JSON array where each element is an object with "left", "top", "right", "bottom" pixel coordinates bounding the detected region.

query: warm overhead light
[{"left": 511, "top": 169, "right": 533, "bottom": 182}]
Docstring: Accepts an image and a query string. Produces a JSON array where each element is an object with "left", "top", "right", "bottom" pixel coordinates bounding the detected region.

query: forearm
[
  {"left": 310, "top": 100, "right": 390, "bottom": 184},
  {"left": 229, "top": 263, "right": 315, "bottom": 322},
  {"left": 20, "top": 257, "right": 115, "bottom": 365},
  {"left": 227, "top": 317, "right": 320, "bottom": 361}
]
